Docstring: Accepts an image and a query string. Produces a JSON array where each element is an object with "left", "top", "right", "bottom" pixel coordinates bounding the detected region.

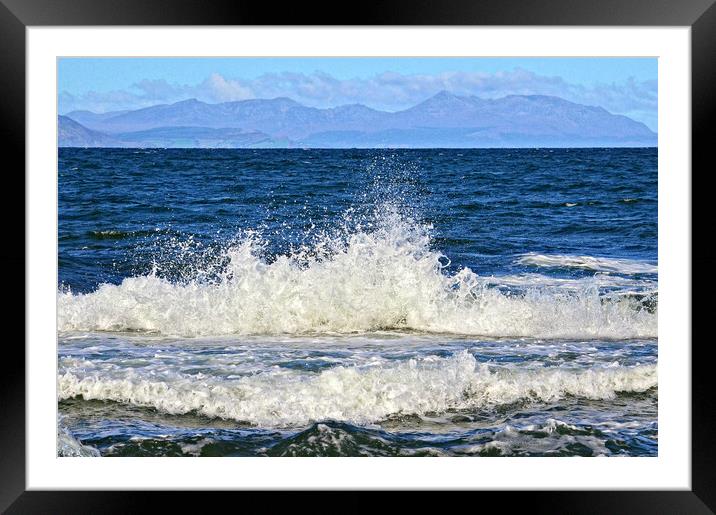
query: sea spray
[{"left": 58, "top": 204, "right": 657, "bottom": 338}]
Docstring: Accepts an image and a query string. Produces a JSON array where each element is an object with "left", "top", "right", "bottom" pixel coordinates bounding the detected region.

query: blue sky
[{"left": 58, "top": 57, "right": 658, "bottom": 130}]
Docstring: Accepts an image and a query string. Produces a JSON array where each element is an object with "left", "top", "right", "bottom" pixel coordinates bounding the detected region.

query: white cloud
[
  {"left": 59, "top": 68, "right": 657, "bottom": 129},
  {"left": 199, "top": 73, "right": 255, "bottom": 102}
]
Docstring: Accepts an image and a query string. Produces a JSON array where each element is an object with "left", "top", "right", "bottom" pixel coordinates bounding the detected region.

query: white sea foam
[
  {"left": 476, "top": 272, "right": 655, "bottom": 294},
  {"left": 57, "top": 424, "right": 100, "bottom": 457},
  {"left": 58, "top": 207, "right": 657, "bottom": 339},
  {"left": 517, "top": 253, "right": 657, "bottom": 275},
  {"left": 455, "top": 418, "right": 613, "bottom": 456},
  {"left": 58, "top": 350, "right": 657, "bottom": 427}
]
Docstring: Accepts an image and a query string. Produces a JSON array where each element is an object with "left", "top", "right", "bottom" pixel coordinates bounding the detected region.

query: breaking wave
[
  {"left": 517, "top": 253, "right": 657, "bottom": 275},
  {"left": 58, "top": 205, "right": 657, "bottom": 339},
  {"left": 58, "top": 350, "right": 657, "bottom": 427}
]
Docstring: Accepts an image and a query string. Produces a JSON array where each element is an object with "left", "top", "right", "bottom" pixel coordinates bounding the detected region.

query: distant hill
[
  {"left": 114, "top": 126, "right": 274, "bottom": 148},
  {"left": 58, "top": 117, "right": 278, "bottom": 148},
  {"left": 61, "top": 92, "right": 657, "bottom": 148},
  {"left": 58, "top": 115, "right": 121, "bottom": 147}
]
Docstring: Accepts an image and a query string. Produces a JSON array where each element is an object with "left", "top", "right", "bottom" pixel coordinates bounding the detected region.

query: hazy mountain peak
[
  {"left": 424, "top": 90, "right": 463, "bottom": 102},
  {"left": 433, "top": 89, "right": 456, "bottom": 98},
  {"left": 330, "top": 103, "right": 379, "bottom": 113},
  {"left": 409, "top": 90, "right": 482, "bottom": 111},
  {"left": 174, "top": 98, "right": 205, "bottom": 106},
  {"left": 62, "top": 92, "right": 657, "bottom": 148},
  {"left": 241, "top": 96, "right": 300, "bottom": 106},
  {"left": 271, "top": 96, "right": 300, "bottom": 103}
]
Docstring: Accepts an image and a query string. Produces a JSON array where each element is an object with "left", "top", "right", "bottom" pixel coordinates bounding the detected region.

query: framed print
[{"left": 3, "top": 0, "right": 715, "bottom": 511}]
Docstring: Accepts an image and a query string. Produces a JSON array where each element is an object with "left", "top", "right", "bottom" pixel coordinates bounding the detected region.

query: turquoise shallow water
[{"left": 57, "top": 148, "right": 657, "bottom": 457}]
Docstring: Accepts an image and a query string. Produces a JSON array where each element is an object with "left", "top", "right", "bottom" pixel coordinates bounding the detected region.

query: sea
[{"left": 57, "top": 147, "right": 657, "bottom": 457}]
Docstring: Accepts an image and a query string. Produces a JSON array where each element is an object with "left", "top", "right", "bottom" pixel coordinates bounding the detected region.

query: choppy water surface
[{"left": 58, "top": 148, "right": 657, "bottom": 457}]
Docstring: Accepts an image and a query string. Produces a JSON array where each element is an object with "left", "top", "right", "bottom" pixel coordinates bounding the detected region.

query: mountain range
[{"left": 58, "top": 91, "right": 657, "bottom": 148}]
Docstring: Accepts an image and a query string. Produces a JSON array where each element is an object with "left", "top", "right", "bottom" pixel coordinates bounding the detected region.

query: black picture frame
[{"left": 2, "top": 0, "right": 714, "bottom": 511}]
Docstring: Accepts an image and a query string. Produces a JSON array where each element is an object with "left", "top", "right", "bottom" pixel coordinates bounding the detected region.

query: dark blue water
[{"left": 57, "top": 148, "right": 658, "bottom": 457}]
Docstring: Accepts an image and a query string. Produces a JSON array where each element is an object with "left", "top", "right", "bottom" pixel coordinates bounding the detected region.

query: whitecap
[
  {"left": 58, "top": 206, "right": 657, "bottom": 339},
  {"left": 58, "top": 350, "right": 657, "bottom": 427}
]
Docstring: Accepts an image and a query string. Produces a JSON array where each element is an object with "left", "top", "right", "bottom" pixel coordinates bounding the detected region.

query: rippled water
[{"left": 58, "top": 148, "right": 657, "bottom": 457}]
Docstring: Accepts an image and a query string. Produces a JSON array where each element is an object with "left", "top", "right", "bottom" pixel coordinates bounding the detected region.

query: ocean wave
[
  {"left": 454, "top": 418, "right": 613, "bottom": 456},
  {"left": 475, "top": 272, "right": 655, "bottom": 293},
  {"left": 58, "top": 350, "right": 657, "bottom": 427},
  {"left": 57, "top": 424, "right": 100, "bottom": 457},
  {"left": 58, "top": 207, "right": 657, "bottom": 339},
  {"left": 516, "top": 253, "right": 657, "bottom": 275},
  {"left": 268, "top": 418, "right": 616, "bottom": 457}
]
